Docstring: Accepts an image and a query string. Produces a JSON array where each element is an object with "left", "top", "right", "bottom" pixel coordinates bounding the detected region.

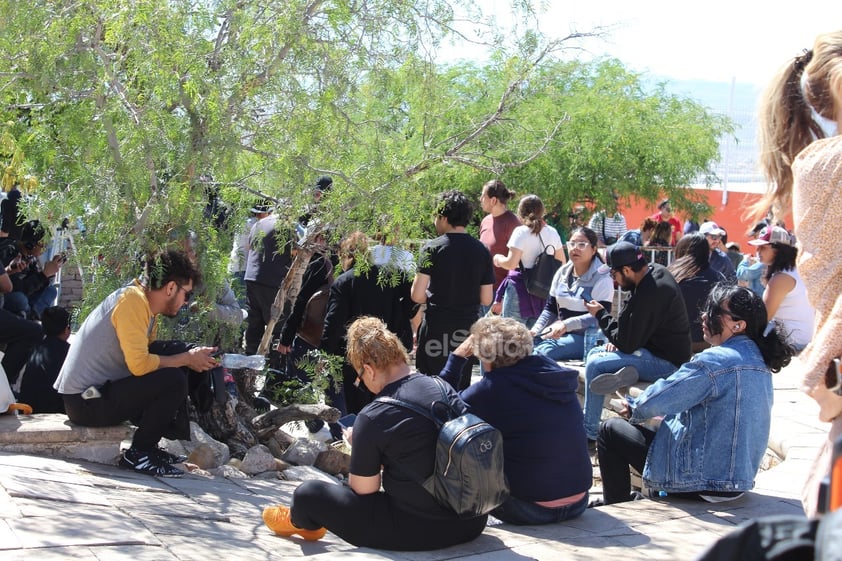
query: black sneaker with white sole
[{"left": 119, "top": 447, "right": 185, "bottom": 477}]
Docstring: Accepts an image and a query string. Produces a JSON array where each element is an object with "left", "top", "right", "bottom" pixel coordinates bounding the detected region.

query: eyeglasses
[
  {"left": 566, "top": 241, "right": 591, "bottom": 250},
  {"left": 175, "top": 284, "right": 194, "bottom": 302},
  {"left": 703, "top": 303, "right": 742, "bottom": 322}
]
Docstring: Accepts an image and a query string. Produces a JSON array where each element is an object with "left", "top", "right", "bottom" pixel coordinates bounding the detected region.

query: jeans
[
  {"left": 3, "top": 286, "right": 58, "bottom": 319},
  {"left": 501, "top": 284, "right": 537, "bottom": 329},
  {"left": 533, "top": 332, "right": 585, "bottom": 361},
  {"left": 582, "top": 346, "right": 677, "bottom": 440},
  {"left": 491, "top": 492, "right": 588, "bottom": 525},
  {"left": 597, "top": 417, "right": 655, "bottom": 504}
]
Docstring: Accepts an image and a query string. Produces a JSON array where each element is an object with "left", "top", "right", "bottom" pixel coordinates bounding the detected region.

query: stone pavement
[{"left": 0, "top": 356, "right": 830, "bottom": 561}]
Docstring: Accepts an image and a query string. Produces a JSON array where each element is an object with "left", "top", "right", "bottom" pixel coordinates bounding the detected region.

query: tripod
[{"left": 48, "top": 218, "right": 84, "bottom": 307}]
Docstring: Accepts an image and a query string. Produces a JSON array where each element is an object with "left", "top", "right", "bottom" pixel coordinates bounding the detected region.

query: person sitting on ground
[
  {"left": 53, "top": 249, "right": 219, "bottom": 478},
  {"left": 643, "top": 221, "right": 673, "bottom": 266},
  {"left": 492, "top": 194, "right": 565, "bottom": 327},
  {"left": 0, "top": 219, "right": 66, "bottom": 320},
  {"left": 440, "top": 316, "right": 591, "bottom": 524},
  {"left": 582, "top": 242, "right": 691, "bottom": 447},
  {"left": 18, "top": 306, "right": 70, "bottom": 413},
  {"left": 262, "top": 316, "right": 487, "bottom": 550},
  {"left": 0, "top": 261, "right": 42, "bottom": 387},
  {"left": 667, "top": 233, "right": 725, "bottom": 354},
  {"left": 593, "top": 284, "right": 794, "bottom": 505},
  {"left": 748, "top": 226, "right": 815, "bottom": 351},
  {"left": 530, "top": 227, "right": 614, "bottom": 361},
  {"left": 618, "top": 217, "right": 658, "bottom": 248}
]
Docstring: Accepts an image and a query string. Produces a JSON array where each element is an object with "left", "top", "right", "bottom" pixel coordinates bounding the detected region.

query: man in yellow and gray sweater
[{"left": 54, "top": 249, "right": 218, "bottom": 477}]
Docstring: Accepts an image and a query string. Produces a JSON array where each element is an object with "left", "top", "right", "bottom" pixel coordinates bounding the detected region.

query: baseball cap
[
  {"left": 748, "top": 226, "right": 794, "bottom": 247},
  {"left": 699, "top": 221, "right": 726, "bottom": 237},
  {"left": 598, "top": 241, "right": 646, "bottom": 273}
]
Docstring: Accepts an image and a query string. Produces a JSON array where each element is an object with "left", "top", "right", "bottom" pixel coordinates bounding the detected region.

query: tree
[{"left": 0, "top": 1, "right": 732, "bottom": 455}]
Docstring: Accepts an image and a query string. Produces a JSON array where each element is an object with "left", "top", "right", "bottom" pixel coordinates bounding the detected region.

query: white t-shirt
[
  {"left": 507, "top": 224, "right": 562, "bottom": 269},
  {"left": 770, "top": 269, "right": 815, "bottom": 349}
]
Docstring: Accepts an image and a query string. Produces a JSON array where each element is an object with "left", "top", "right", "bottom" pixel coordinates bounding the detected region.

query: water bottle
[
  {"left": 220, "top": 353, "right": 266, "bottom": 370},
  {"left": 583, "top": 325, "right": 602, "bottom": 362}
]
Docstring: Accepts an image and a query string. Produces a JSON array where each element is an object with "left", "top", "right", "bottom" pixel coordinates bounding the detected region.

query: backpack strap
[{"left": 374, "top": 376, "right": 456, "bottom": 427}]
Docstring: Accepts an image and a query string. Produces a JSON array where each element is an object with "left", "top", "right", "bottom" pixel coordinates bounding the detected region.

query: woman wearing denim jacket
[
  {"left": 530, "top": 227, "right": 614, "bottom": 361},
  {"left": 595, "top": 284, "right": 794, "bottom": 505}
]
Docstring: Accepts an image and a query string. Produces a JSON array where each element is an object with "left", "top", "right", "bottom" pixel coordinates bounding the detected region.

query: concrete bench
[{"left": 0, "top": 413, "right": 134, "bottom": 464}]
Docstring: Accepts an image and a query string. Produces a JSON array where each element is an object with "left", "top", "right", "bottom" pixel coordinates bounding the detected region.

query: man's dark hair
[
  {"left": 144, "top": 249, "right": 201, "bottom": 290},
  {"left": 435, "top": 190, "right": 473, "bottom": 228},
  {"left": 41, "top": 306, "right": 70, "bottom": 337}
]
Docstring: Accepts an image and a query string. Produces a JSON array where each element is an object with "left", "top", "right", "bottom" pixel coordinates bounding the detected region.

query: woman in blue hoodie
[{"left": 440, "top": 316, "right": 592, "bottom": 524}]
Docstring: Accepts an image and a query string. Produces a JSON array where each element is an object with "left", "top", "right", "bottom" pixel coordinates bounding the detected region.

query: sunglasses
[{"left": 175, "top": 284, "right": 194, "bottom": 302}]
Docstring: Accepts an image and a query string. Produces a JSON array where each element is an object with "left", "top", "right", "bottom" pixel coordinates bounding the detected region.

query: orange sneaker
[{"left": 262, "top": 505, "right": 326, "bottom": 541}]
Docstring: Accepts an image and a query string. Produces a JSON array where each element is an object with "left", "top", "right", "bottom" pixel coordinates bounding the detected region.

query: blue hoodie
[{"left": 440, "top": 354, "right": 592, "bottom": 502}]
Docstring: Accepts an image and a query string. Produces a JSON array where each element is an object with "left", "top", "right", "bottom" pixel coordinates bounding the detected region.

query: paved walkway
[{"left": 0, "top": 356, "right": 830, "bottom": 561}]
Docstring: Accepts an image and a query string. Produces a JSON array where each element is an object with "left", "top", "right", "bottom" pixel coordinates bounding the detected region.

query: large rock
[
  {"left": 280, "top": 465, "right": 340, "bottom": 484},
  {"left": 314, "top": 448, "right": 351, "bottom": 476},
  {"left": 169, "top": 421, "right": 230, "bottom": 468},
  {"left": 281, "top": 438, "right": 327, "bottom": 466},
  {"left": 239, "top": 444, "right": 285, "bottom": 475},
  {"left": 187, "top": 443, "right": 219, "bottom": 470}
]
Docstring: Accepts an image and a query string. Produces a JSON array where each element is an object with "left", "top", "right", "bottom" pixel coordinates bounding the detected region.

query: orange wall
[{"left": 619, "top": 189, "right": 782, "bottom": 251}]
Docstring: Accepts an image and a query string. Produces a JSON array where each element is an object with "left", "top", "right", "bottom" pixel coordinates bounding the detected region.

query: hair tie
[
  {"left": 762, "top": 320, "right": 775, "bottom": 337},
  {"left": 793, "top": 48, "right": 813, "bottom": 72}
]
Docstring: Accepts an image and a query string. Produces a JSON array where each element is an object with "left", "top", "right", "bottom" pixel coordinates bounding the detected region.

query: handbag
[{"left": 521, "top": 231, "right": 560, "bottom": 300}]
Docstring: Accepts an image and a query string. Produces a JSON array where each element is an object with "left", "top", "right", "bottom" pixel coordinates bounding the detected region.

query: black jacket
[{"left": 596, "top": 264, "right": 691, "bottom": 367}]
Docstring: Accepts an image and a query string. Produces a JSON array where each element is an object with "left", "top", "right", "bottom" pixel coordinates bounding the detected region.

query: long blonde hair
[{"left": 756, "top": 31, "right": 842, "bottom": 219}]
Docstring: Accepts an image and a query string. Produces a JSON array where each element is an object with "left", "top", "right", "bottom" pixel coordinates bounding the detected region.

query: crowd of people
[{"left": 4, "top": 29, "right": 842, "bottom": 546}]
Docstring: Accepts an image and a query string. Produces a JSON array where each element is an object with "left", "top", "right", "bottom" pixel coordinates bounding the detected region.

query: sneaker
[
  {"left": 262, "top": 505, "right": 326, "bottom": 541},
  {"left": 153, "top": 448, "right": 188, "bottom": 464},
  {"left": 589, "top": 366, "right": 640, "bottom": 395},
  {"left": 119, "top": 447, "right": 185, "bottom": 478}
]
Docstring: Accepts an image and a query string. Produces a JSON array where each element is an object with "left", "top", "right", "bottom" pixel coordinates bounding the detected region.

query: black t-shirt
[
  {"left": 350, "top": 373, "right": 466, "bottom": 519},
  {"left": 418, "top": 233, "right": 494, "bottom": 320}
]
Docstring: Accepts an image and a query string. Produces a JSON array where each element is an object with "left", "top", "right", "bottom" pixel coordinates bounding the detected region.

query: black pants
[
  {"left": 415, "top": 314, "right": 475, "bottom": 390},
  {"left": 244, "top": 281, "right": 284, "bottom": 354},
  {"left": 597, "top": 417, "right": 656, "bottom": 504},
  {"left": 290, "top": 480, "right": 487, "bottom": 551},
  {"left": 0, "top": 308, "right": 42, "bottom": 387},
  {"left": 63, "top": 367, "right": 189, "bottom": 451}
]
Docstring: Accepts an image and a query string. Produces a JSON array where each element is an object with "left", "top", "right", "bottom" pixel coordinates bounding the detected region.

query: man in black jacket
[{"left": 581, "top": 242, "right": 691, "bottom": 443}]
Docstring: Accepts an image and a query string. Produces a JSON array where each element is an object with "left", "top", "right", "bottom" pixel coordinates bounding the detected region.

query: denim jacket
[{"left": 629, "top": 335, "right": 773, "bottom": 493}]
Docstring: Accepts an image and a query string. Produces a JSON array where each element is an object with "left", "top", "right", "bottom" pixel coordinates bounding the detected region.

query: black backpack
[{"left": 376, "top": 376, "right": 509, "bottom": 519}]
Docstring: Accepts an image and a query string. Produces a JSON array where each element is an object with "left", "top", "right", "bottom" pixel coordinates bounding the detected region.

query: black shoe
[
  {"left": 154, "top": 448, "right": 188, "bottom": 464},
  {"left": 253, "top": 395, "right": 272, "bottom": 413},
  {"left": 119, "top": 448, "right": 184, "bottom": 478},
  {"left": 589, "top": 366, "right": 640, "bottom": 395},
  {"left": 588, "top": 497, "right": 604, "bottom": 508},
  {"left": 587, "top": 439, "right": 598, "bottom": 453}
]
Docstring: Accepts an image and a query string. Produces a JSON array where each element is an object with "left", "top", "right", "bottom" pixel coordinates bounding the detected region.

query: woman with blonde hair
[
  {"left": 262, "top": 316, "right": 486, "bottom": 549},
  {"left": 492, "top": 194, "right": 565, "bottom": 327},
  {"left": 758, "top": 30, "right": 842, "bottom": 516}
]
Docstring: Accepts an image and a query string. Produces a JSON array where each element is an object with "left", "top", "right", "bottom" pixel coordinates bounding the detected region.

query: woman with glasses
[
  {"left": 530, "top": 227, "right": 614, "bottom": 361},
  {"left": 492, "top": 194, "right": 565, "bottom": 327},
  {"left": 593, "top": 284, "right": 794, "bottom": 505}
]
